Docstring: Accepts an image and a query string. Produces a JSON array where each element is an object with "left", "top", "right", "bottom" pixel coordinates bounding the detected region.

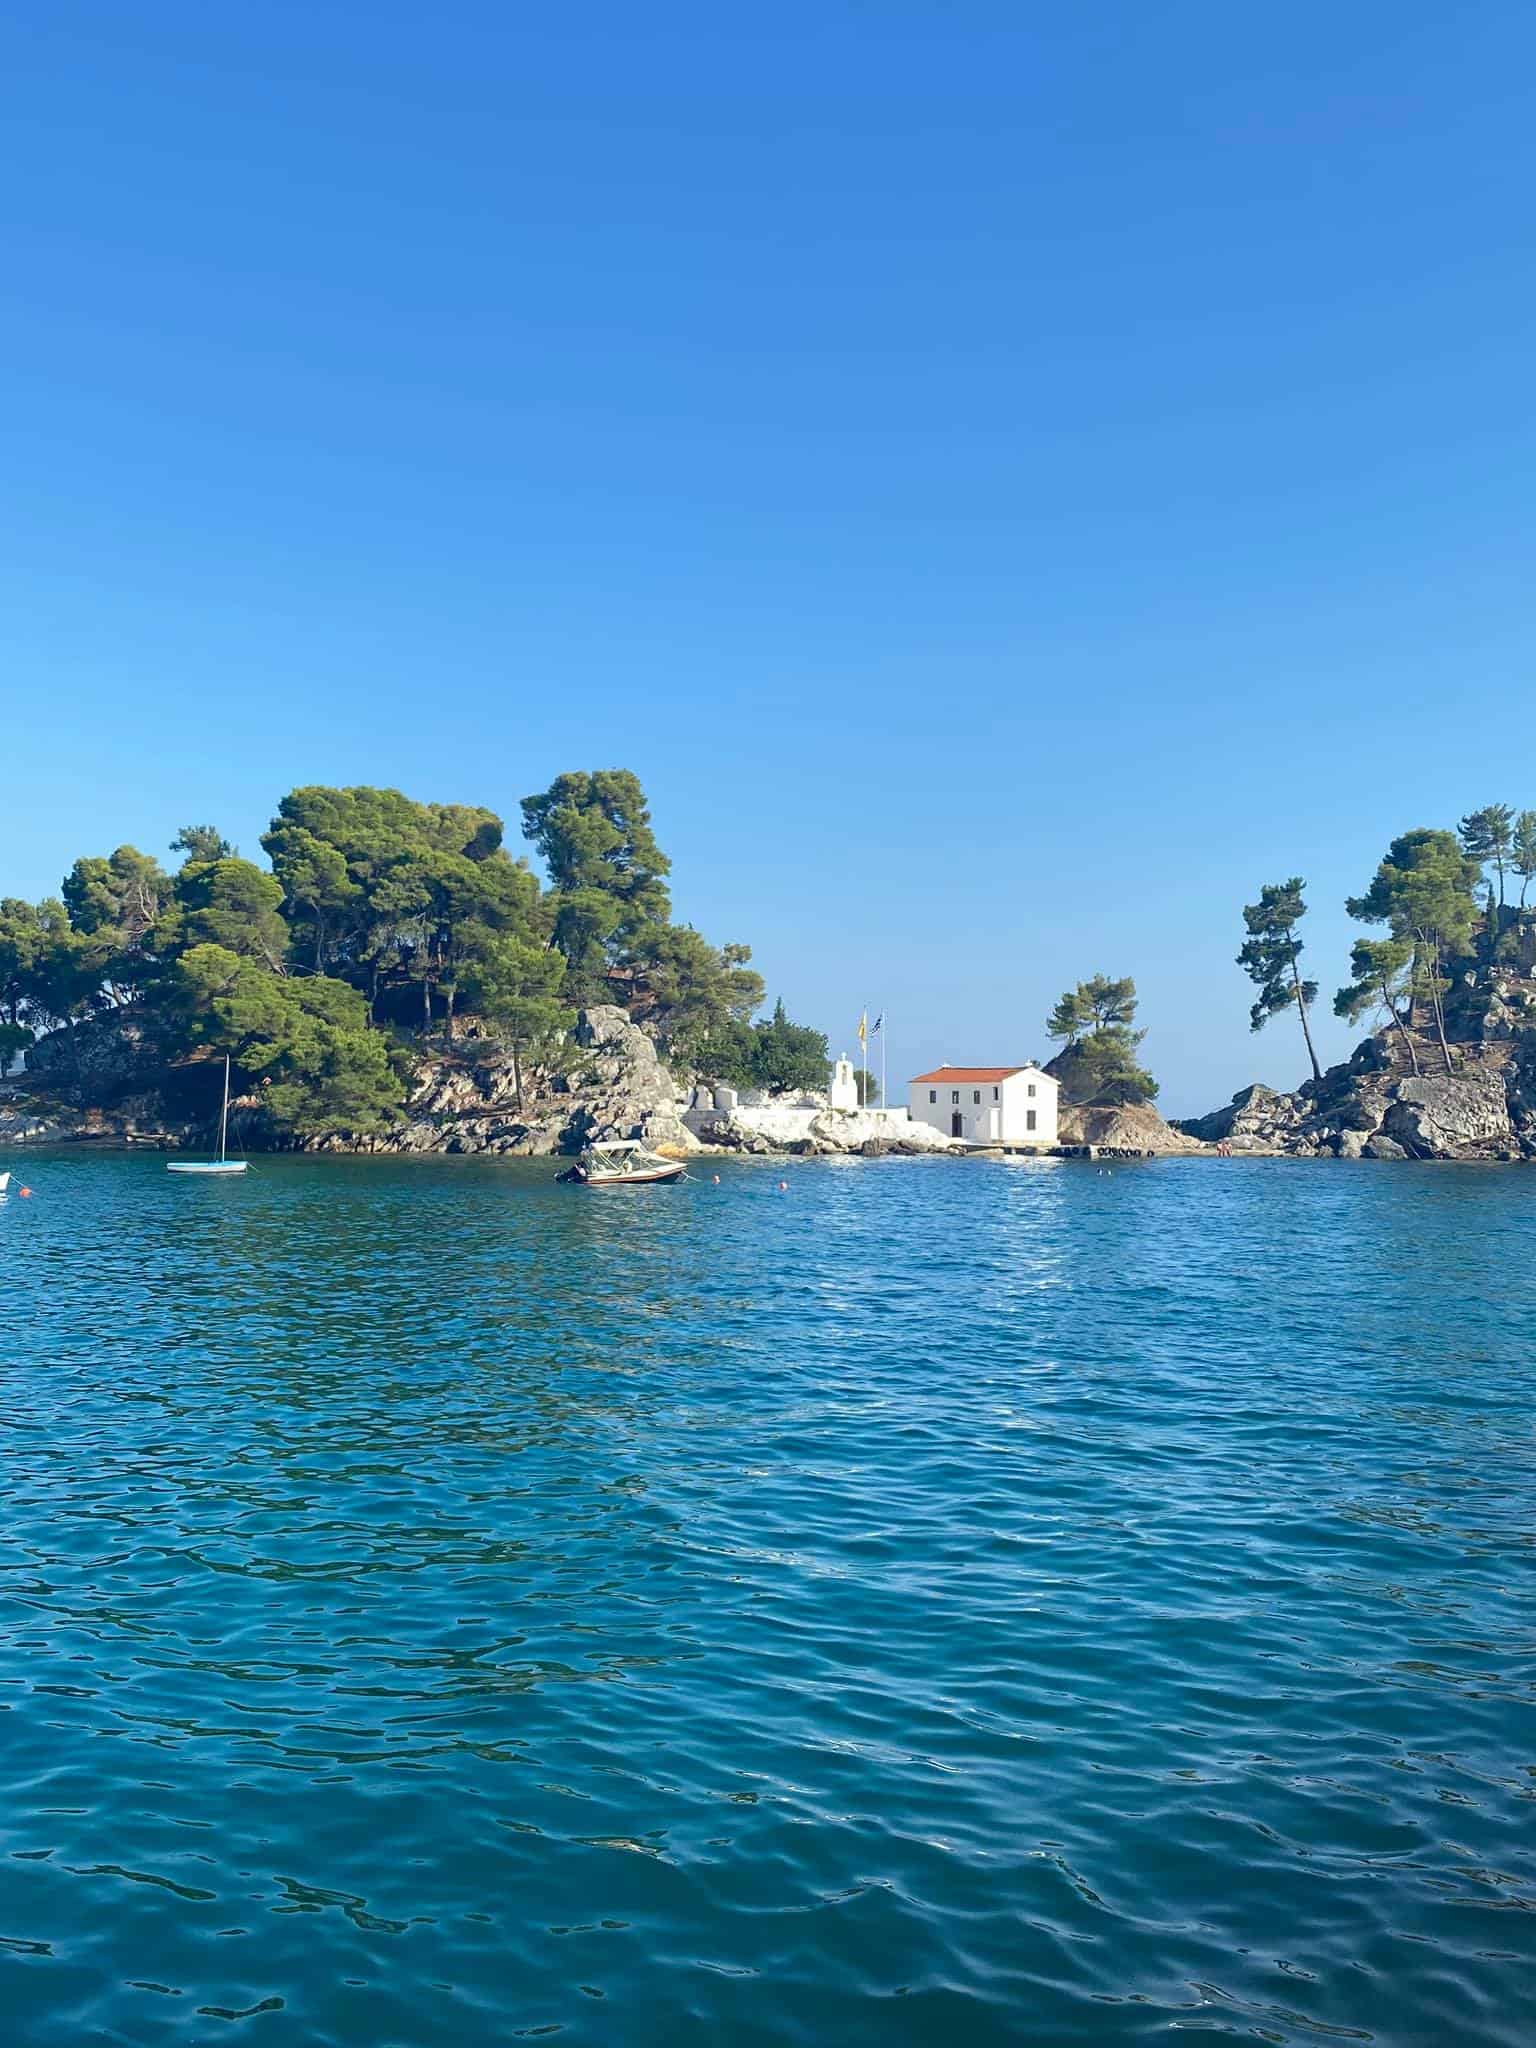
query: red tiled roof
[{"left": 909, "top": 1065, "right": 1030, "bottom": 1084}]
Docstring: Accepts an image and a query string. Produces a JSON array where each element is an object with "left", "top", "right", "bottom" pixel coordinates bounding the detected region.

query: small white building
[
  {"left": 909, "top": 1063, "right": 1058, "bottom": 1146},
  {"left": 828, "top": 1054, "right": 859, "bottom": 1113}
]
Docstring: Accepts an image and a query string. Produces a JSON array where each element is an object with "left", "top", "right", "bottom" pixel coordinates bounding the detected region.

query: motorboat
[{"left": 557, "top": 1139, "right": 686, "bottom": 1186}]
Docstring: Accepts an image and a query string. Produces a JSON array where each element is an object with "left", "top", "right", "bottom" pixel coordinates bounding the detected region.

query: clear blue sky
[{"left": 4, "top": 2, "right": 1534, "bottom": 1114}]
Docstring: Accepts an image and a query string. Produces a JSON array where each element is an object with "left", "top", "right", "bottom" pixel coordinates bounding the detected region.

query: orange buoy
[{"left": 18, "top": 1187, "right": 31, "bottom": 1198}]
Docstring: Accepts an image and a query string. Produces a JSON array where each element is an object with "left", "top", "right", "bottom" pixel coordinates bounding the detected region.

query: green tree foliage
[
  {"left": 61, "top": 846, "right": 170, "bottom": 1001},
  {"left": 520, "top": 768, "right": 764, "bottom": 1048},
  {"left": 172, "top": 825, "right": 235, "bottom": 863},
  {"left": 1345, "top": 829, "right": 1481, "bottom": 1075},
  {"left": 1333, "top": 935, "right": 1420, "bottom": 1076},
  {"left": 62, "top": 845, "right": 169, "bottom": 947},
  {"left": 694, "top": 999, "right": 830, "bottom": 1094},
  {"left": 1045, "top": 975, "right": 1157, "bottom": 1105},
  {"left": 1458, "top": 803, "right": 1515, "bottom": 914},
  {"left": 521, "top": 770, "right": 671, "bottom": 1001},
  {"left": 1237, "top": 878, "right": 1323, "bottom": 1084},
  {"left": 854, "top": 1066, "right": 880, "bottom": 1106},
  {"left": 0, "top": 898, "right": 45, "bottom": 1030},
  {"left": 688, "top": 1019, "right": 757, "bottom": 1088},
  {"left": 262, "top": 786, "right": 542, "bottom": 1026},
  {"left": 0, "top": 1020, "right": 33, "bottom": 1071},
  {"left": 7, "top": 772, "right": 812, "bottom": 1145},
  {"left": 161, "top": 857, "right": 290, "bottom": 971},
  {"left": 18, "top": 901, "right": 101, "bottom": 1059},
  {"left": 1513, "top": 810, "right": 1536, "bottom": 909},
  {"left": 1045, "top": 974, "right": 1137, "bottom": 1047},
  {"left": 466, "top": 934, "right": 572, "bottom": 1108},
  {"left": 1044, "top": 987, "right": 1089, "bottom": 1046},
  {"left": 749, "top": 1001, "right": 831, "bottom": 1093},
  {"left": 174, "top": 944, "right": 402, "bottom": 1137},
  {"left": 521, "top": 769, "right": 670, "bottom": 916},
  {"left": 624, "top": 926, "right": 765, "bottom": 1053}
]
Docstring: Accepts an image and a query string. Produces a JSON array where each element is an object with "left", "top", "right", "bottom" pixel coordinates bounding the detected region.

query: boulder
[
  {"left": 1178, "top": 1083, "right": 1298, "bottom": 1150},
  {"left": 560, "top": 1007, "right": 699, "bottom": 1153},
  {"left": 1380, "top": 1067, "right": 1511, "bottom": 1158},
  {"left": 1060, "top": 1101, "right": 1204, "bottom": 1154},
  {"left": 1335, "top": 1129, "right": 1367, "bottom": 1160},
  {"left": 807, "top": 1109, "right": 956, "bottom": 1155},
  {"left": 1364, "top": 1134, "right": 1409, "bottom": 1161}
]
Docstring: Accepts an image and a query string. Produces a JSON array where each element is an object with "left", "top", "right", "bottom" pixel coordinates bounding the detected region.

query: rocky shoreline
[
  {"left": 7, "top": 1001, "right": 1536, "bottom": 1166},
  {"left": 1179, "top": 1033, "right": 1536, "bottom": 1161},
  {"left": 2, "top": 1006, "right": 1197, "bottom": 1162}
]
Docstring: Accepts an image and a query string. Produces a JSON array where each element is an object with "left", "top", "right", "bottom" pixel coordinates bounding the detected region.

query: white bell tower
[{"left": 829, "top": 1054, "right": 858, "bottom": 1113}]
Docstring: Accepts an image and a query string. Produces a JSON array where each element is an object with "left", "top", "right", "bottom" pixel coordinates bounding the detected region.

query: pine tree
[{"left": 1237, "top": 878, "right": 1323, "bottom": 1084}]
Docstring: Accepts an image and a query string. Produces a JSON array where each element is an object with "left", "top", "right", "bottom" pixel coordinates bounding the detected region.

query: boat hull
[
  {"left": 581, "top": 1162, "right": 686, "bottom": 1185},
  {"left": 167, "top": 1161, "right": 249, "bottom": 1175},
  {"left": 561, "top": 1163, "right": 684, "bottom": 1196}
]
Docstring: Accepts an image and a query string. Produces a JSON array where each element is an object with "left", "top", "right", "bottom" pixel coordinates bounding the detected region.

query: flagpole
[{"left": 880, "top": 1014, "right": 886, "bottom": 1120}]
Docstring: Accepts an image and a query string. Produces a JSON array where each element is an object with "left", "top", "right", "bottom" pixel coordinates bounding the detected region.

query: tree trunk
[
  {"left": 1289, "top": 943, "right": 1323, "bottom": 1084},
  {"left": 1381, "top": 983, "right": 1419, "bottom": 1075},
  {"left": 444, "top": 985, "right": 455, "bottom": 1041},
  {"left": 1428, "top": 944, "right": 1454, "bottom": 1075},
  {"left": 422, "top": 976, "right": 431, "bottom": 1029}
]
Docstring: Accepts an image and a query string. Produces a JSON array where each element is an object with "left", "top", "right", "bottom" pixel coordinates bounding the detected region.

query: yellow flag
[{"left": 857, "top": 1010, "right": 867, "bottom": 1048}]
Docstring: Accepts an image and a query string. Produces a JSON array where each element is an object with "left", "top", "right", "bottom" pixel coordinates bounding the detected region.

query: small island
[{"left": 3, "top": 783, "right": 1535, "bottom": 1165}]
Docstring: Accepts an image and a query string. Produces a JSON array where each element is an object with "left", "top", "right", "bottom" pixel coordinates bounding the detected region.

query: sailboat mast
[{"left": 218, "top": 1054, "right": 231, "bottom": 1166}]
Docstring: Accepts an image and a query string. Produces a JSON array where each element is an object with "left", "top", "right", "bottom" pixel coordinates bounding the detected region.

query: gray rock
[
  {"left": 1335, "top": 1129, "right": 1366, "bottom": 1160},
  {"left": 1381, "top": 1067, "right": 1511, "bottom": 1158},
  {"left": 1364, "top": 1134, "right": 1409, "bottom": 1160},
  {"left": 1179, "top": 1083, "right": 1300, "bottom": 1147}
]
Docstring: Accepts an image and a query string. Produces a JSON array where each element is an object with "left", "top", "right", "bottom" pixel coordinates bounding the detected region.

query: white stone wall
[{"left": 682, "top": 1098, "right": 928, "bottom": 1150}]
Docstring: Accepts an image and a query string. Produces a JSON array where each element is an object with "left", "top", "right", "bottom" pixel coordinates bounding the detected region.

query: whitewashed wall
[{"left": 908, "top": 1068, "right": 1057, "bottom": 1145}]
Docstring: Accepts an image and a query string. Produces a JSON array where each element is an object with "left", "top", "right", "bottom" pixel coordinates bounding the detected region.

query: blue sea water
[{"left": 0, "top": 1150, "right": 1532, "bottom": 2046}]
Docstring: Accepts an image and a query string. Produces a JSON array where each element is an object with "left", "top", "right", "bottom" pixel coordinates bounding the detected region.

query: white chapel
[{"left": 908, "top": 1064, "right": 1058, "bottom": 1145}]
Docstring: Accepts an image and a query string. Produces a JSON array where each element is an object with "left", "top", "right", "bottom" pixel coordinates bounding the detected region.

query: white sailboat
[{"left": 167, "top": 1055, "right": 248, "bottom": 1175}]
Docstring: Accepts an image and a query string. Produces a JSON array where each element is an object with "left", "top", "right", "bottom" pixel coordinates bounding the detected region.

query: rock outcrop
[
  {"left": 1180, "top": 1081, "right": 1304, "bottom": 1149},
  {"left": 21, "top": 1013, "right": 161, "bottom": 1103},
  {"left": 1056, "top": 1100, "right": 1204, "bottom": 1155},
  {"left": 1380, "top": 1071, "right": 1512, "bottom": 1158},
  {"left": 562, "top": 1007, "right": 700, "bottom": 1156},
  {"left": 338, "top": 1004, "right": 700, "bottom": 1158},
  {"left": 1184, "top": 1032, "right": 1536, "bottom": 1161}
]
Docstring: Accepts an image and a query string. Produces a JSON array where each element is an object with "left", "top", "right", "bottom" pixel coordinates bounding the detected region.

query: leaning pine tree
[{"left": 1237, "top": 877, "right": 1323, "bottom": 1085}]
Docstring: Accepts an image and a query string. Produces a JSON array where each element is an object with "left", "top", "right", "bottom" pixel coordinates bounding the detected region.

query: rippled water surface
[{"left": 1, "top": 1151, "right": 1533, "bottom": 2045}]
